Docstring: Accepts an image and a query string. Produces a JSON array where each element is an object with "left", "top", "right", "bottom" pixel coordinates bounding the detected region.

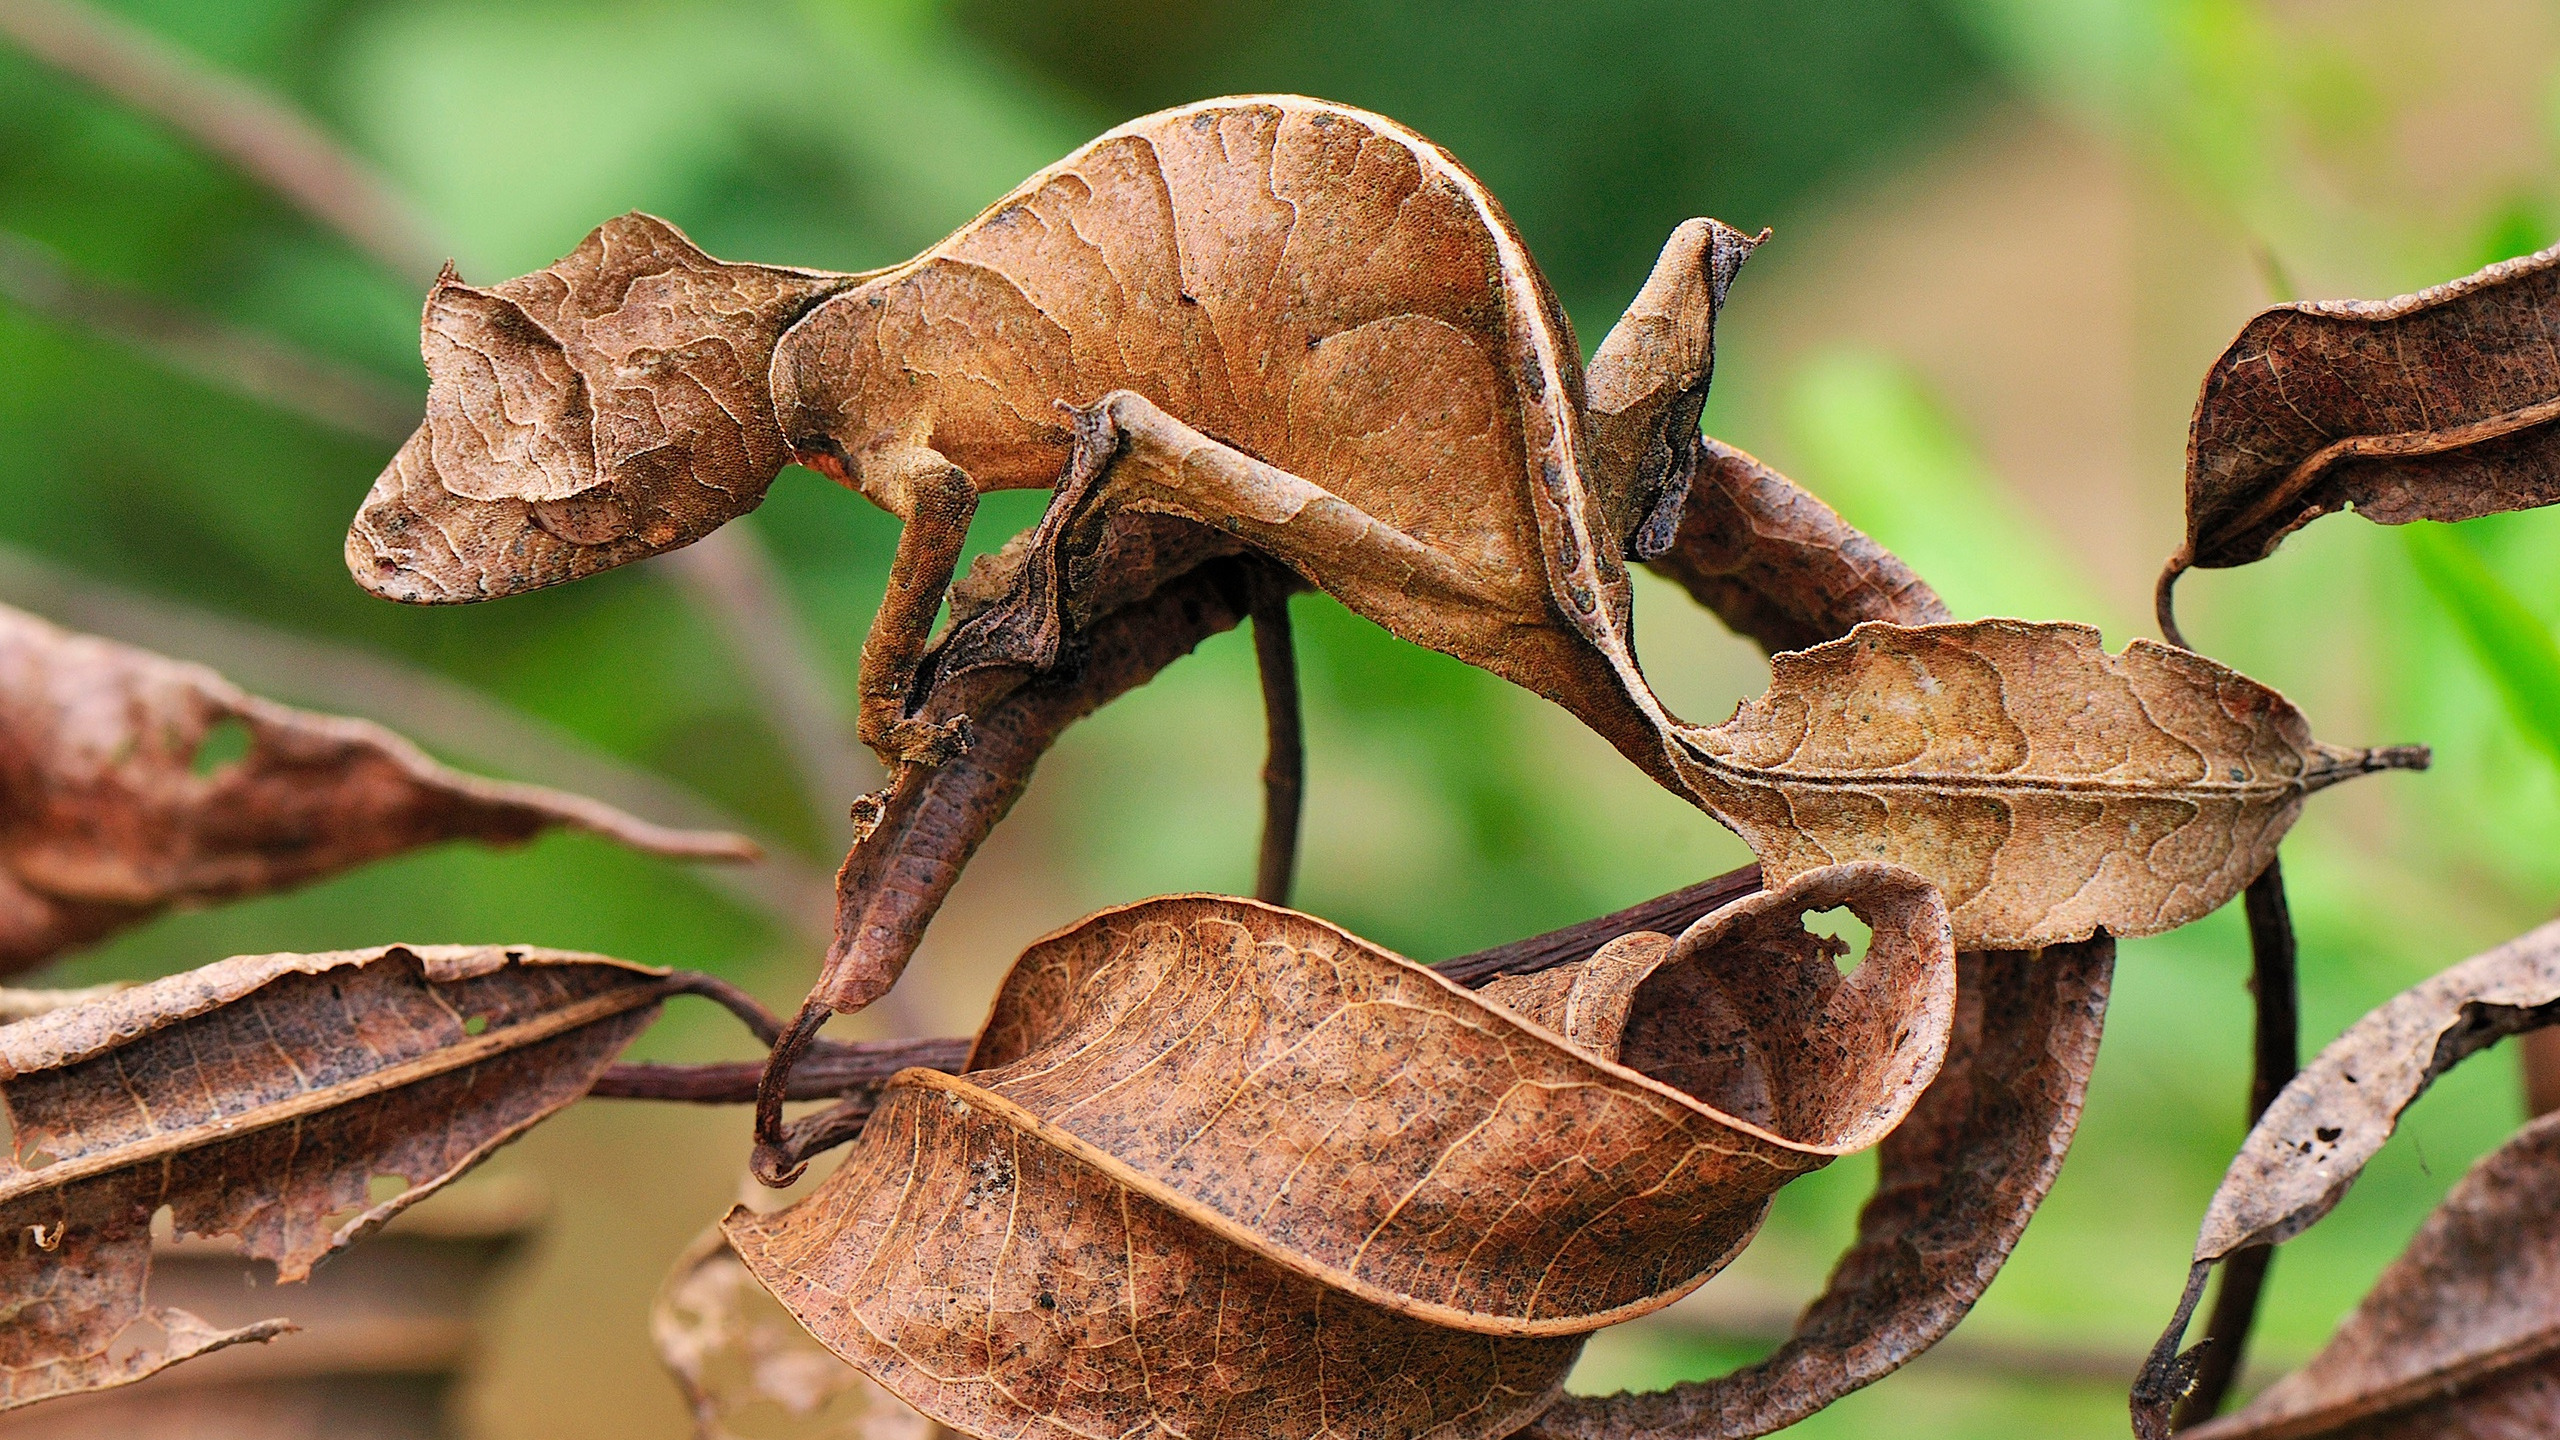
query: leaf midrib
[{"left": 0, "top": 979, "right": 664, "bottom": 1208}]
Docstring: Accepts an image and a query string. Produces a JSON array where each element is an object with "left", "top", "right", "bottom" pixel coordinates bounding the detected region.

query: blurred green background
[{"left": 7, "top": 0, "right": 2560, "bottom": 1435}]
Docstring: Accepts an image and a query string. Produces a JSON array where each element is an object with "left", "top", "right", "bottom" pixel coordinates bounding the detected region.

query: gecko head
[{"left": 348, "top": 213, "right": 853, "bottom": 603}]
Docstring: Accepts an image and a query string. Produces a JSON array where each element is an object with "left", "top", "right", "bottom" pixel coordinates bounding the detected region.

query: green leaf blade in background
[{"left": 2402, "top": 520, "right": 2560, "bottom": 771}]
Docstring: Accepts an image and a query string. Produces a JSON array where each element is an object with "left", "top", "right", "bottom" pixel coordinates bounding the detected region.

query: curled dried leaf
[
  {"left": 808, "top": 536, "right": 1258, "bottom": 1017},
  {"left": 2184, "top": 1111, "right": 2560, "bottom": 1440},
  {"left": 1528, "top": 939, "right": 2116, "bottom": 1439},
  {"left": 1644, "top": 436, "right": 1953, "bottom": 654},
  {"left": 746, "top": 537, "right": 1267, "bottom": 1178},
  {"left": 0, "top": 603, "right": 751, "bottom": 975},
  {"left": 2200, "top": 918, "right": 2560, "bottom": 1265},
  {"left": 2134, "top": 919, "right": 2560, "bottom": 1437},
  {"left": 2164, "top": 244, "right": 2560, "bottom": 623},
  {"left": 1676, "top": 620, "right": 2423, "bottom": 951},
  {"left": 756, "top": 867, "right": 1768, "bottom": 1184},
  {"left": 727, "top": 868, "right": 1954, "bottom": 1438},
  {"left": 0, "top": 943, "right": 670, "bottom": 1411}
]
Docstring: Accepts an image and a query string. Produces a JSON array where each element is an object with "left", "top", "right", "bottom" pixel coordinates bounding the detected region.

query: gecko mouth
[
  {"left": 347, "top": 426, "right": 626, "bottom": 603},
  {"left": 347, "top": 425, "right": 784, "bottom": 604}
]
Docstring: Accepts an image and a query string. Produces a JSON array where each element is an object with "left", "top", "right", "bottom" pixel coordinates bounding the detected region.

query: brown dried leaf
[
  {"left": 741, "top": 457, "right": 2130, "bottom": 1435},
  {"left": 0, "top": 943, "right": 669, "bottom": 1410},
  {"left": 1528, "top": 446, "right": 2126, "bottom": 1436},
  {"left": 2167, "top": 243, "right": 2560, "bottom": 595},
  {"left": 1644, "top": 436, "right": 1952, "bottom": 654},
  {"left": 809, "top": 533, "right": 1255, "bottom": 1016},
  {"left": 1676, "top": 619, "right": 2420, "bottom": 950},
  {"left": 2134, "top": 919, "right": 2560, "bottom": 1437},
  {"left": 2185, "top": 1111, "right": 2560, "bottom": 1440},
  {"left": 726, "top": 867, "right": 1954, "bottom": 1438},
  {"left": 0, "top": 602, "right": 751, "bottom": 975},
  {"left": 2200, "top": 918, "right": 2560, "bottom": 1267},
  {"left": 1527, "top": 939, "right": 2116, "bottom": 1439}
]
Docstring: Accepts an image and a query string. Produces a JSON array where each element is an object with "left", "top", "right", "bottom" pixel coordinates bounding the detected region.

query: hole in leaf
[
  {"left": 21, "top": 1148, "right": 56, "bottom": 1169},
  {"left": 463, "top": 1014, "right": 489, "bottom": 1036},
  {"left": 189, "top": 717, "right": 254, "bottom": 777},
  {"left": 368, "top": 1174, "right": 411, "bottom": 1205},
  {"left": 1802, "top": 906, "right": 1872, "bottom": 974}
]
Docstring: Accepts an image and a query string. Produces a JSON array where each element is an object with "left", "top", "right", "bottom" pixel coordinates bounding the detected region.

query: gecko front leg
[{"left": 834, "top": 438, "right": 982, "bottom": 770}]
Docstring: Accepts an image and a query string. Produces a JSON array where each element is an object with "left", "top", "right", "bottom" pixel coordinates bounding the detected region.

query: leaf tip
[
  {"left": 2303, "top": 741, "right": 2432, "bottom": 792},
  {"left": 2370, "top": 743, "right": 2432, "bottom": 772},
  {"left": 582, "top": 815, "right": 762, "bottom": 863}
]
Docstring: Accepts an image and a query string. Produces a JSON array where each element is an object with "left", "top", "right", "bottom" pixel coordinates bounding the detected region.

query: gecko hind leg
[
  {"left": 950, "top": 389, "right": 1507, "bottom": 681},
  {"left": 933, "top": 398, "right": 1127, "bottom": 678}
]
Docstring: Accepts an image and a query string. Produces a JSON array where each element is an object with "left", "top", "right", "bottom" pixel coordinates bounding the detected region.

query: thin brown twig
[
  {"left": 0, "top": 0, "right": 445, "bottom": 284},
  {"left": 660, "top": 971, "right": 790, "bottom": 1045},
  {"left": 2156, "top": 561, "right": 2192, "bottom": 651},
  {"left": 592, "top": 1035, "right": 970, "bottom": 1103},
  {"left": 1433, "top": 862, "right": 1762, "bottom": 986},
  {"left": 2170, "top": 856, "right": 2300, "bottom": 1428},
  {"left": 1249, "top": 584, "right": 1303, "bottom": 906}
]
